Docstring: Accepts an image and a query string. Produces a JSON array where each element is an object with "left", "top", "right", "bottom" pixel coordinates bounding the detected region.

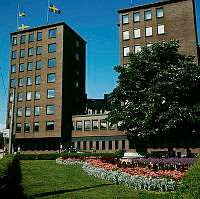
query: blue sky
[{"left": 0, "top": 0, "right": 199, "bottom": 131}]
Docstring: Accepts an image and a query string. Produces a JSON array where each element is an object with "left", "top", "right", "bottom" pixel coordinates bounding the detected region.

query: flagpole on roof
[
  {"left": 47, "top": 0, "right": 50, "bottom": 24},
  {"left": 17, "top": 2, "right": 20, "bottom": 29}
]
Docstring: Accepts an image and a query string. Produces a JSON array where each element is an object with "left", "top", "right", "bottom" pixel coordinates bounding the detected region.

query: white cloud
[{"left": 0, "top": 123, "right": 6, "bottom": 132}]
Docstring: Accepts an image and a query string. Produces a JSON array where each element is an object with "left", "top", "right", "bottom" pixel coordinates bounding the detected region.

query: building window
[
  {"left": 49, "top": 29, "right": 57, "bottom": 38},
  {"left": 109, "top": 122, "right": 115, "bottom": 130},
  {"left": 123, "top": 47, "right": 129, "bottom": 57},
  {"left": 133, "top": 12, "right": 140, "bottom": 22},
  {"left": 13, "top": 37, "right": 17, "bottom": 45},
  {"left": 96, "top": 141, "right": 99, "bottom": 150},
  {"left": 9, "top": 93, "right": 14, "bottom": 102},
  {"left": 75, "top": 40, "right": 80, "bottom": 47},
  {"left": 75, "top": 53, "right": 80, "bottom": 61},
  {"left": 33, "top": 122, "right": 39, "bottom": 132},
  {"left": 20, "top": 35, "right": 26, "bottom": 44},
  {"left": 25, "top": 107, "right": 31, "bottom": 117},
  {"left": 27, "top": 62, "right": 32, "bottom": 71},
  {"left": 10, "top": 79, "right": 15, "bottom": 88},
  {"left": 48, "top": 43, "right": 56, "bottom": 53},
  {"left": 19, "top": 63, "right": 24, "bottom": 72},
  {"left": 26, "top": 92, "right": 31, "bottom": 101},
  {"left": 17, "top": 92, "right": 23, "bottom": 102},
  {"left": 20, "top": 49, "right": 25, "bottom": 57},
  {"left": 122, "top": 140, "right": 126, "bottom": 149},
  {"left": 27, "top": 77, "right": 32, "bottom": 86},
  {"left": 34, "top": 106, "right": 40, "bottom": 116},
  {"left": 92, "top": 120, "right": 98, "bottom": 130},
  {"left": 35, "top": 76, "right": 41, "bottom": 85},
  {"left": 16, "top": 123, "right": 21, "bottom": 133},
  {"left": 46, "top": 121, "right": 54, "bottom": 130},
  {"left": 134, "top": 29, "right": 141, "bottom": 38},
  {"left": 102, "top": 141, "right": 105, "bottom": 150},
  {"left": 123, "top": 30, "right": 129, "bottom": 40},
  {"left": 89, "top": 141, "right": 93, "bottom": 150},
  {"left": 35, "top": 91, "right": 40, "bottom": 100},
  {"left": 75, "top": 81, "right": 79, "bottom": 88},
  {"left": 36, "top": 46, "right": 42, "bottom": 55},
  {"left": 158, "top": 24, "right": 165, "bottom": 35},
  {"left": 37, "top": 32, "right": 42, "bottom": 40},
  {"left": 122, "top": 14, "right": 128, "bottom": 24},
  {"left": 11, "top": 65, "right": 16, "bottom": 73},
  {"left": 24, "top": 123, "right": 30, "bottom": 133},
  {"left": 145, "top": 27, "right": 153, "bottom": 37},
  {"left": 76, "top": 121, "right": 82, "bottom": 131},
  {"left": 134, "top": 45, "right": 141, "bottom": 53},
  {"left": 77, "top": 141, "right": 80, "bottom": 148},
  {"left": 47, "top": 73, "right": 56, "bottom": 83},
  {"left": 147, "top": 43, "right": 153, "bottom": 47},
  {"left": 115, "top": 140, "right": 119, "bottom": 150},
  {"left": 47, "top": 89, "right": 55, "bottom": 98},
  {"left": 17, "top": 108, "right": 22, "bottom": 117},
  {"left": 8, "top": 109, "right": 12, "bottom": 118},
  {"left": 109, "top": 141, "right": 112, "bottom": 150},
  {"left": 29, "top": 33, "right": 34, "bottom": 42},
  {"left": 36, "top": 61, "right": 41, "bottom": 70},
  {"left": 18, "top": 78, "right": 24, "bottom": 87},
  {"left": 144, "top": 10, "right": 152, "bottom": 20},
  {"left": 84, "top": 120, "right": 90, "bottom": 131},
  {"left": 48, "top": 58, "right": 56, "bottom": 68},
  {"left": 100, "top": 120, "right": 107, "bottom": 130},
  {"left": 156, "top": 8, "right": 163, "bottom": 18},
  {"left": 28, "top": 47, "right": 33, "bottom": 56},
  {"left": 46, "top": 105, "right": 55, "bottom": 115},
  {"left": 12, "top": 51, "right": 17, "bottom": 59},
  {"left": 83, "top": 141, "right": 86, "bottom": 150}
]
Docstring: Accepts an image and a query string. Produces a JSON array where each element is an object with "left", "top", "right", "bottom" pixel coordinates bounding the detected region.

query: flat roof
[
  {"left": 11, "top": 22, "right": 86, "bottom": 43},
  {"left": 118, "top": 0, "right": 187, "bottom": 13}
]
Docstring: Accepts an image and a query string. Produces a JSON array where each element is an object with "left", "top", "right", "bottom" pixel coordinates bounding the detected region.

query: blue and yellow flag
[
  {"left": 19, "top": 12, "right": 26, "bottom": 17},
  {"left": 49, "top": 4, "right": 61, "bottom": 14}
]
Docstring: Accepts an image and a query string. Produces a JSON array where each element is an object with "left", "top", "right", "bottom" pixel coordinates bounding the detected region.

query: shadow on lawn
[{"left": 31, "top": 183, "right": 114, "bottom": 198}]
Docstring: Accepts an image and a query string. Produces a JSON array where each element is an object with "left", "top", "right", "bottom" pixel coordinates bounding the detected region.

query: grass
[{"left": 20, "top": 160, "right": 174, "bottom": 199}]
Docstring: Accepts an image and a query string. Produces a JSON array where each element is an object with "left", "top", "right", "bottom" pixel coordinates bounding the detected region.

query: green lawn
[{"left": 20, "top": 160, "right": 174, "bottom": 199}]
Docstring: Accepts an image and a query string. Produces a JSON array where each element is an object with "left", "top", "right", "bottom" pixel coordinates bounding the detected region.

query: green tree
[{"left": 108, "top": 40, "right": 200, "bottom": 154}]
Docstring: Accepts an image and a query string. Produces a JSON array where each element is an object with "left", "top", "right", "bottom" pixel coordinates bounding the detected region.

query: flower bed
[{"left": 56, "top": 157, "right": 187, "bottom": 191}]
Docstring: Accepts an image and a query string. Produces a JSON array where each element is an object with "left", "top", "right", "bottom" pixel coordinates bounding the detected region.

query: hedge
[{"left": 175, "top": 156, "right": 200, "bottom": 199}]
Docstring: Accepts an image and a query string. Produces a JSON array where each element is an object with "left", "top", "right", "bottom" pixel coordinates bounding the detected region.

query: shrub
[
  {"left": 15, "top": 153, "right": 61, "bottom": 160},
  {"left": 175, "top": 157, "right": 200, "bottom": 199}
]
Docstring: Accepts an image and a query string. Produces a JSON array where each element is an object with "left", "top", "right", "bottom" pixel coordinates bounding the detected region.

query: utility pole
[{"left": 9, "top": 88, "right": 15, "bottom": 154}]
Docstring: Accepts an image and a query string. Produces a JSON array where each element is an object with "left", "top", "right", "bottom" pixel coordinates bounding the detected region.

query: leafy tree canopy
[{"left": 108, "top": 40, "right": 200, "bottom": 146}]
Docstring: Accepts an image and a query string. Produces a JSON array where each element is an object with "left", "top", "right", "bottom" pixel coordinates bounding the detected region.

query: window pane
[
  {"left": 158, "top": 25, "right": 165, "bottom": 34},
  {"left": 48, "top": 58, "right": 56, "bottom": 67},
  {"left": 35, "top": 76, "right": 41, "bottom": 85},
  {"left": 28, "top": 48, "right": 33, "bottom": 56},
  {"left": 20, "top": 49, "right": 25, "bottom": 57},
  {"left": 123, "top": 30, "right": 129, "bottom": 40},
  {"left": 96, "top": 141, "right": 99, "bottom": 150},
  {"left": 46, "top": 121, "right": 54, "bottom": 130},
  {"left": 134, "top": 29, "right": 140, "bottom": 38},
  {"left": 21, "top": 35, "right": 26, "bottom": 44},
  {"left": 34, "top": 106, "right": 40, "bottom": 116},
  {"left": 122, "top": 140, "right": 126, "bottom": 149},
  {"left": 84, "top": 120, "right": 90, "bottom": 131},
  {"left": 17, "top": 92, "right": 23, "bottom": 101},
  {"left": 29, "top": 33, "right": 34, "bottom": 42},
  {"left": 35, "top": 91, "right": 40, "bottom": 100},
  {"left": 10, "top": 79, "right": 15, "bottom": 88},
  {"left": 133, "top": 12, "right": 140, "bottom": 22},
  {"left": 12, "top": 51, "right": 17, "bottom": 59},
  {"left": 122, "top": 14, "right": 128, "bottom": 24},
  {"left": 13, "top": 37, "right": 17, "bottom": 45},
  {"left": 24, "top": 123, "right": 30, "bottom": 133},
  {"left": 36, "top": 61, "right": 41, "bottom": 70},
  {"left": 144, "top": 10, "right": 152, "bottom": 20},
  {"left": 92, "top": 120, "right": 98, "bottom": 130},
  {"left": 19, "top": 63, "right": 24, "bottom": 72},
  {"left": 47, "top": 89, "right": 55, "bottom": 98},
  {"left": 18, "top": 78, "right": 24, "bottom": 87},
  {"left": 34, "top": 122, "right": 39, "bottom": 132},
  {"left": 102, "top": 141, "right": 105, "bottom": 150},
  {"left": 27, "top": 77, "right": 32, "bottom": 85},
  {"left": 37, "top": 32, "right": 42, "bottom": 40},
  {"left": 36, "top": 46, "right": 42, "bottom": 55},
  {"left": 145, "top": 27, "right": 152, "bottom": 37},
  {"left": 26, "top": 92, "right": 31, "bottom": 101},
  {"left": 134, "top": 45, "right": 141, "bottom": 53},
  {"left": 25, "top": 107, "right": 31, "bottom": 116},
  {"left": 47, "top": 73, "right": 56, "bottom": 83},
  {"left": 109, "top": 122, "right": 115, "bottom": 129},
  {"left": 100, "top": 120, "right": 107, "bottom": 129},
  {"left": 109, "top": 141, "right": 112, "bottom": 150},
  {"left": 75, "top": 40, "right": 80, "bottom": 47},
  {"left": 11, "top": 65, "right": 16, "bottom": 73},
  {"left": 17, "top": 108, "right": 22, "bottom": 117},
  {"left": 9, "top": 93, "right": 14, "bottom": 102},
  {"left": 157, "top": 8, "right": 163, "bottom": 18},
  {"left": 115, "top": 140, "right": 119, "bottom": 150},
  {"left": 46, "top": 105, "right": 55, "bottom": 115},
  {"left": 123, "top": 47, "right": 129, "bottom": 57},
  {"left": 27, "top": 62, "right": 32, "bottom": 71},
  {"left": 75, "top": 53, "right": 80, "bottom": 61},
  {"left": 48, "top": 43, "right": 56, "bottom": 53},
  {"left": 49, "top": 29, "right": 57, "bottom": 38},
  {"left": 16, "top": 123, "right": 21, "bottom": 132},
  {"left": 76, "top": 121, "right": 82, "bottom": 130}
]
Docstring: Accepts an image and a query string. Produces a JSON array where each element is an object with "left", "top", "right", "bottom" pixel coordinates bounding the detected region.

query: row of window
[
  {"left": 73, "top": 119, "right": 116, "bottom": 131},
  {"left": 122, "top": 8, "right": 163, "bottom": 24},
  {"left": 12, "top": 29, "right": 56, "bottom": 45},
  {"left": 9, "top": 105, "right": 55, "bottom": 118},
  {"left": 123, "top": 24, "right": 165, "bottom": 40},
  {"left": 10, "top": 73, "right": 56, "bottom": 88},
  {"left": 11, "top": 58, "right": 56, "bottom": 73},
  {"left": 9, "top": 89, "right": 55, "bottom": 103},
  {"left": 15, "top": 121, "right": 54, "bottom": 133},
  {"left": 73, "top": 140, "right": 126, "bottom": 151},
  {"left": 11, "top": 43, "right": 56, "bottom": 59}
]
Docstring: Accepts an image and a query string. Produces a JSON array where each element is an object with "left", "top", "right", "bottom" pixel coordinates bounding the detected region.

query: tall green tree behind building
[{"left": 108, "top": 40, "right": 200, "bottom": 154}]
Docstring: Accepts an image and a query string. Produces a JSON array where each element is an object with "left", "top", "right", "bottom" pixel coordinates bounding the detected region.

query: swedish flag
[
  {"left": 49, "top": 4, "right": 61, "bottom": 14},
  {"left": 19, "top": 12, "right": 26, "bottom": 17}
]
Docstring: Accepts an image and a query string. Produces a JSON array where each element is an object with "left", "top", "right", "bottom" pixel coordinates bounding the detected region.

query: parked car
[{"left": 63, "top": 147, "right": 85, "bottom": 153}]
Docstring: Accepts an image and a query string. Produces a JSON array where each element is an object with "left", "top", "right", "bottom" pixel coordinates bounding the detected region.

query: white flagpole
[
  {"left": 47, "top": 0, "right": 50, "bottom": 24},
  {"left": 17, "top": 2, "right": 20, "bottom": 29},
  {"left": 131, "top": 0, "right": 133, "bottom": 6}
]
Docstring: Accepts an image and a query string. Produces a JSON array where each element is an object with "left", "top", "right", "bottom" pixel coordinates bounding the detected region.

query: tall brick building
[
  {"left": 118, "top": 0, "right": 199, "bottom": 65},
  {"left": 6, "top": 22, "right": 86, "bottom": 151}
]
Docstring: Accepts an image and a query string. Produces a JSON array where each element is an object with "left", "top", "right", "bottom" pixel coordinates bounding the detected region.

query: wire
[{"left": 0, "top": 66, "right": 8, "bottom": 98}]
